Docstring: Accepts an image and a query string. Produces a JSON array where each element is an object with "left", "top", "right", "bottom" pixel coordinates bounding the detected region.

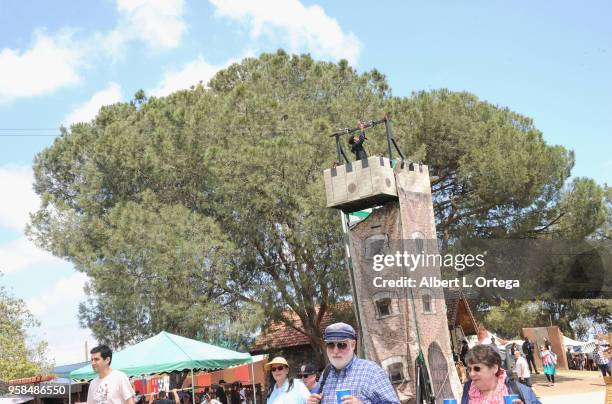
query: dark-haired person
[
  {"left": 208, "top": 390, "right": 221, "bottom": 404},
  {"left": 152, "top": 391, "right": 175, "bottom": 404},
  {"left": 297, "top": 363, "right": 319, "bottom": 394},
  {"left": 348, "top": 122, "right": 368, "bottom": 161},
  {"left": 307, "top": 322, "right": 399, "bottom": 404},
  {"left": 539, "top": 345, "right": 556, "bottom": 386},
  {"left": 521, "top": 337, "right": 539, "bottom": 374},
  {"left": 87, "top": 344, "right": 135, "bottom": 404},
  {"left": 460, "top": 340, "right": 470, "bottom": 365},
  {"left": 265, "top": 356, "right": 310, "bottom": 403},
  {"left": 462, "top": 345, "right": 540, "bottom": 404}
]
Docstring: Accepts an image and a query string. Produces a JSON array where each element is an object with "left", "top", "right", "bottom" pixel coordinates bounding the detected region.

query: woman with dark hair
[
  {"left": 265, "top": 356, "right": 310, "bottom": 404},
  {"left": 461, "top": 345, "right": 541, "bottom": 404},
  {"left": 539, "top": 345, "right": 557, "bottom": 386}
]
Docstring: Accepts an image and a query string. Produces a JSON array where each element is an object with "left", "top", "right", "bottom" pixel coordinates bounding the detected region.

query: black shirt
[{"left": 351, "top": 132, "right": 368, "bottom": 160}]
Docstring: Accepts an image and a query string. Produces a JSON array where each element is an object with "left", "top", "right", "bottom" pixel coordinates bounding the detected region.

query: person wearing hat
[
  {"left": 265, "top": 356, "right": 311, "bottom": 403},
  {"left": 297, "top": 363, "right": 320, "bottom": 394},
  {"left": 307, "top": 322, "right": 399, "bottom": 404}
]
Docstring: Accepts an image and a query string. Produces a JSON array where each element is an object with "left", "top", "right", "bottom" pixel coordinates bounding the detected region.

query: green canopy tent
[{"left": 70, "top": 331, "right": 255, "bottom": 403}]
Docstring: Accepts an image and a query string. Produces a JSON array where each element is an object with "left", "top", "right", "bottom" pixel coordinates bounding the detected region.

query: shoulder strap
[
  {"left": 317, "top": 364, "right": 333, "bottom": 395},
  {"left": 461, "top": 381, "right": 471, "bottom": 403},
  {"left": 508, "top": 377, "right": 526, "bottom": 403}
]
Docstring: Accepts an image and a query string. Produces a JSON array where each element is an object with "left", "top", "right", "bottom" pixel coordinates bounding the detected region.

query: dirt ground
[{"left": 527, "top": 368, "right": 606, "bottom": 397}]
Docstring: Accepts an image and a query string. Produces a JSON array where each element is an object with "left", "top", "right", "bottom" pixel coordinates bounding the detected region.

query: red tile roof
[
  {"left": 253, "top": 292, "right": 478, "bottom": 351},
  {"left": 8, "top": 375, "right": 55, "bottom": 385},
  {"left": 252, "top": 302, "right": 353, "bottom": 351}
]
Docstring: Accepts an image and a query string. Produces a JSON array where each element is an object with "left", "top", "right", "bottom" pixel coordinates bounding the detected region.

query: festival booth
[
  {"left": 563, "top": 336, "right": 597, "bottom": 353},
  {"left": 70, "top": 332, "right": 255, "bottom": 403}
]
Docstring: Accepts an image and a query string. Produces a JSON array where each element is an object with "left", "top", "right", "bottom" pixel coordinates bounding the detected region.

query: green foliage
[
  {"left": 388, "top": 90, "right": 581, "bottom": 246},
  {"left": 477, "top": 299, "right": 612, "bottom": 339},
  {"left": 27, "top": 51, "right": 609, "bottom": 356},
  {"left": 478, "top": 301, "right": 541, "bottom": 339},
  {"left": 594, "top": 185, "right": 612, "bottom": 240},
  {"left": 553, "top": 178, "right": 608, "bottom": 239},
  {"left": 0, "top": 278, "right": 53, "bottom": 380}
]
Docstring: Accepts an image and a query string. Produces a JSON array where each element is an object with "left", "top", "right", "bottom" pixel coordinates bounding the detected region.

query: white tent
[{"left": 563, "top": 336, "right": 599, "bottom": 353}]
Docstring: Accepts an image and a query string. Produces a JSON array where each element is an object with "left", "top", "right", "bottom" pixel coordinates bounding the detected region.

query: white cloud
[
  {"left": 0, "top": 166, "right": 68, "bottom": 274},
  {"left": 35, "top": 325, "right": 97, "bottom": 365},
  {"left": 26, "top": 272, "right": 88, "bottom": 317},
  {"left": 151, "top": 56, "right": 225, "bottom": 97},
  {"left": 105, "top": 0, "right": 186, "bottom": 56},
  {"left": 210, "top": 0, "right": 360, "bottom": 64},
  {"left": 0, "top": 166, "right": 92, "bottom": 365},
  {"left": 0, "top": 166, "right": 39, "bottom": 232},
  {"left": 0, "top": 236, "right": 67, "bottom": 275},
  {"left": 24, "top": 273, "right": 93, "bottom": 365},
  {"left": 0, "top": 30, "right": 85, "bottom": 104},
  {"left": 64, "top": 82, "right": 122, "bottom": 126}
]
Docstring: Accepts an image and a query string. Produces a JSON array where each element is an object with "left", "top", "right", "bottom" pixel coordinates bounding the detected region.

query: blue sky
[{"left": 1, "top": 0, "right": 610, "bottom": 365}]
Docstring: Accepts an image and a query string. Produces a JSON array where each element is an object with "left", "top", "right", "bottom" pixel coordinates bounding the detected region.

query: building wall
[
  {"left": 522, "top": 326, "right": 568, "bottom": 370},
  {"left": 347, "top": 164, "right": 462, "bottom": 403}
]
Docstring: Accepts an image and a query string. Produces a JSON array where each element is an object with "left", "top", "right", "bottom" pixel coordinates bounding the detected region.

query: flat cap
[{"left": 324, "top": 322, "right": 356, "bottom": 342}]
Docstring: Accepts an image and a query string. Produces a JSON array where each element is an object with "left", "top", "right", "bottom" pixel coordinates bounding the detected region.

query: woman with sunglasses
[
  {"left": 461, "top": 345, "right": 541, "bottom": 404},
  {"left": 265, "top": 356, "right": 311, "bottom": 404}
]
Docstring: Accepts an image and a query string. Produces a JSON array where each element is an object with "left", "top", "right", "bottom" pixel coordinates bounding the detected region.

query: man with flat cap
[{"left": 307, "top": 322, "right": 399, "bottom": 404}]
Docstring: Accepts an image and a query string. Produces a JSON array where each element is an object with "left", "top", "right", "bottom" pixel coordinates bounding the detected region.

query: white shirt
[
  {"left": 515, "top": 356, "right": 530, "bottom": 379},
  {"left": 87, "top": 369, "right": 135, "bottom": 404},
  {"left": 267, "top": 379, "right": 310, "bottom": 404}
]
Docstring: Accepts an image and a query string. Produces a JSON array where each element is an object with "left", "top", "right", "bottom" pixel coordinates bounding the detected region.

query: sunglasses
[
  {"left": 466, "top": 365, "right": 482, "bottom": 373},
  {"left": 269, "top": 366, "right": 286, "bottom": 372},
  {"left": 300, "top": 374, "right": 314, "bottom": 378},
  {"left": 326, "top": 341, "right": 349, "bottom": 350}
]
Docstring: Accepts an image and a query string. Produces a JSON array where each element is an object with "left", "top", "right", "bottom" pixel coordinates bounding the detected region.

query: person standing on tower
[{"left": 348, "top": 122, "right": 368, "bottom": 161}]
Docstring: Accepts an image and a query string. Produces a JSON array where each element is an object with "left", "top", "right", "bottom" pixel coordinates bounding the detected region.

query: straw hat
[{"left": 264, "top": 356, "right": 289, "bottom": 370}]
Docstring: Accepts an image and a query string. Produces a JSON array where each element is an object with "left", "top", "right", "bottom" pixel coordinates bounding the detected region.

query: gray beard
[{"left": 329, "top": 355, "right": 352, "bottom": 370}]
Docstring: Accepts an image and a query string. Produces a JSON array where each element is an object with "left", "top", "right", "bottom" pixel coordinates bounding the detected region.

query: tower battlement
[{"left": 323, "top": 157, "right": 432, "bottom": 213}]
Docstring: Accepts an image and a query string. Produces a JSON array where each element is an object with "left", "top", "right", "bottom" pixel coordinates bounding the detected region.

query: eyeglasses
[
  {"left": 300, "top": 374, "right": 314, "bottom": 378},
  {"left": 326, "top": 341, "right": 349, "bottom": 350},
  {"left": 270, "top": 366, "right": 286, "bottom": 372},
  {"left": 466, "top": 365, "right": 482, "bottom": 373}
]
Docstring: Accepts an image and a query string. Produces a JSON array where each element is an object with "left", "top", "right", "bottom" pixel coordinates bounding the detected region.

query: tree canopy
[
  {"left": 28, "top": 50, "right": 610, "bottom": 358},
  {"left": 0, "top": 276, "right": 52, "bottom": 381}
]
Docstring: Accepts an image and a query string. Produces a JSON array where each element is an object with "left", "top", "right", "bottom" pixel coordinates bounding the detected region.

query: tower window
[
  {"left": 376, "top": 298, "right": 392, "bottom": 317},
  {"left": 422, "top": 294, "right": 433, "bottom": 313},
  {"left": 372, "top": 291, "right": 398, "bottom": 319},
  {"left": 387, "top": 362, "right": 404, "bottom": 384},
  {"left": 365, "top": 234, "right": 388, "bottom": 258}
]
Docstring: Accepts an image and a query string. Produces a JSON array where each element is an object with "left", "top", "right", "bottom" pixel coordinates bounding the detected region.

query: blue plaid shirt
[
  {"left": 319, "top": 355, "right": 399, "bottom": 404},
  {"left": 593, "top": 348, "right": 609, "bottom": 365}
]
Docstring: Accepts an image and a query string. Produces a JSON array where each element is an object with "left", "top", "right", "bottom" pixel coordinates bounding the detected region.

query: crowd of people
[
  {"left": 84, "top": 328, "right": 610, "bottom": 404},
  {"left": 84, "top": 322, "right": 401, "bottom": 404}
]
